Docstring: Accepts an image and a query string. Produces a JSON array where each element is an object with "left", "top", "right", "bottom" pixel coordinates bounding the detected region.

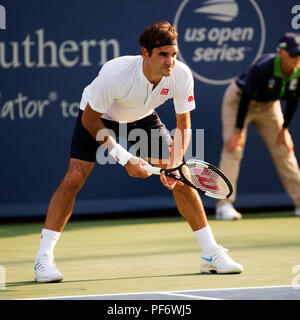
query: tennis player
[
  {"left": 216, "top": 32, "right": 300, "bottom": 220},
  {"left": 34, "top": 21, "right": 243, "bottom": 282}
]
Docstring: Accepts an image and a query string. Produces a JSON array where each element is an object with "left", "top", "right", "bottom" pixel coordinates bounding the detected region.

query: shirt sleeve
[
  {"left": 234, "top": 62, "right": 265, "bottom": 129},
  {"left": 283, "top": 96, "right": 299, "bottom": 128},
  {"left": 235, "top": 91, "right": 251, "bottom": 130},
  {"left": 173, "top": 64, "right": 196, "bottom": 114},
  {"left": 83, "top": 68, "right": 116, "bottom": 114}
]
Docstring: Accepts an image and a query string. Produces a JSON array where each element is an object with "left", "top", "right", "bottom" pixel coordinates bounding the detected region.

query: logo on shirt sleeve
[
  {"left": 160, "top": 88, "right": 169, "bottom": 95},
  {"left": 188, "top": 95, "right": 194, "bottom": 102}
]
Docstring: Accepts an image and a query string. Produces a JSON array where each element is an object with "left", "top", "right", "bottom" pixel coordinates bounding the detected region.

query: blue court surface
[{"left": 26, "top": 285, "right": 300, "bottom": 300}]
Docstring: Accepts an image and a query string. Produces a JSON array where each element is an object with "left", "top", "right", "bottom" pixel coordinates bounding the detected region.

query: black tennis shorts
[{"left": 70, "top": 110, "right": 172, "bottom": 162}]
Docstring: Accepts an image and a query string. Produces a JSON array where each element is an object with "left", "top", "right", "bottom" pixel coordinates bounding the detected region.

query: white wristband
[{"left": 109, "top": 144, "right": 132, "bottom": 166}]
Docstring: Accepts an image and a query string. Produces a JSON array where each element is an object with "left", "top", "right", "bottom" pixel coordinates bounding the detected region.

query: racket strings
[{"left": 182, "top": 163, "right": 230, "bottom": 196}]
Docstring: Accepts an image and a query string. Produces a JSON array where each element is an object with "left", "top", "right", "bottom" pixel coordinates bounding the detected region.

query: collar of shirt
[
  {"left": 273, "top": 55, "right": 300, "bottom": 79},
  {"left": 137, "top": 57, "right": 152, "bottom": 85},
  {"left": 273, "top": 55, "right": 300, "bottom": 98}
]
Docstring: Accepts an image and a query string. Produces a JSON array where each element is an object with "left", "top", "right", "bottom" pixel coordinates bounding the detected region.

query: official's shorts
[{"left": 70, "top": 110, "right": 172, "bottom": 162}]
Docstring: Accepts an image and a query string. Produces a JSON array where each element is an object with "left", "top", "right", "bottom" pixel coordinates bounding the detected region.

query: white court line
[
  {"left": 20, "top": 284, "right": 299, "bottom": 300},
  {"left": 176, "top": 284, "right": 300, "bottom": 293},
  {"left": 159, "top": 292, "right": 224, "bottom": 300}
]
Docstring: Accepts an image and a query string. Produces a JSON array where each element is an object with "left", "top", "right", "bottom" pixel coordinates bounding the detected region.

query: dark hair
[{"left": 138, "top": 21, "right": 178, "bottom": 56}]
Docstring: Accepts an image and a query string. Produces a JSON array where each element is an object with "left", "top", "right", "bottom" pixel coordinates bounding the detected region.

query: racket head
[{"left": 179, "top": 159, "right": 233, "bottom": 199}]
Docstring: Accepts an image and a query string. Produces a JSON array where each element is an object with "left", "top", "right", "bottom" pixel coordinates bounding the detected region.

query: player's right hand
[{"left": 124, "top": 157, "right": 153, "bottom": 178}]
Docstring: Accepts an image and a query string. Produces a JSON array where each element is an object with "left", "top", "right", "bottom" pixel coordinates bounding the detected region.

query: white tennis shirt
[{"left": 79, "top": 55, "right": 196, "bottom": 123}]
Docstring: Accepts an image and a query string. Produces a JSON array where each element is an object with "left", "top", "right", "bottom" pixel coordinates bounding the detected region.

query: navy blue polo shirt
[{"left": 234, "top": 54, "right": 300, "bottom": 129}]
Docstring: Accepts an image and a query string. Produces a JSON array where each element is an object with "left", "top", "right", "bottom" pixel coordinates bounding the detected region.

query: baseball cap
[{"left": 278, "top": 32, "right": 300, "bottom": 57}]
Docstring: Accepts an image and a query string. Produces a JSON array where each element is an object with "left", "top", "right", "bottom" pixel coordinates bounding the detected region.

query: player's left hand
[
  {"left": 160, "top": 170, "right": 184, "bottom": 190},
  {"left": 276, "top": 128, "right": 294, "bottom": 153}
]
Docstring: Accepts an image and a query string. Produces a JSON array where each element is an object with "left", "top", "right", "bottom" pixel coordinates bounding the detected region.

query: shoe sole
[
  {"left": 200, "top": 267, "right": 243, "bottom": 274},
  {"left": 35, "top": 276, "right": 64, "bottom": 283}
]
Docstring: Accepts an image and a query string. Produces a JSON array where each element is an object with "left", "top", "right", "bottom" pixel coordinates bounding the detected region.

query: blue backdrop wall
[{"left": 1, "top": 0, "right": 300, "bottom": 218}]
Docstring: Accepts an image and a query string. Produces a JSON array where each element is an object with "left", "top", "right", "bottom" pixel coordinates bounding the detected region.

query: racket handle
[{"left": 143, "top": 165, "right": 162, "bottom": 175}]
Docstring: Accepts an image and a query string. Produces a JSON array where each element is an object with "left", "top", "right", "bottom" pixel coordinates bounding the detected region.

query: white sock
[
  {"left": 36, "top": 228, "right": 61, "bottom": 258},
  {"left": 193, "top": 225, "right": 218, "bottom": 255}
]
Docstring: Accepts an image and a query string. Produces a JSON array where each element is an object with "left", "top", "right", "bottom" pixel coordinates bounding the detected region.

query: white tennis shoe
[
  {"left": 34, "top": 254, "right": 63, "bottom": 283},
  {"left": 295, "top": 207, "right": 300, "bottom": 216},
  {"left": 216, "top": 203, "right": 242, "bottom": 220},
  {"left": 200, "top": 246, "right": 243, "bottom": 274}
]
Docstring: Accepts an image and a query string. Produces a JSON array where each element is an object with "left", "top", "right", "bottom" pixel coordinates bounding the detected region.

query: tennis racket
[{"left": 144, "top": 159, "right": 233, "bottom": 199}]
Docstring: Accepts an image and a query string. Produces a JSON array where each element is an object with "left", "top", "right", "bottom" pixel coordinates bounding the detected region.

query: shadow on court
[{"left": 5, "top": 271, "right": 234, "bottom": 288}]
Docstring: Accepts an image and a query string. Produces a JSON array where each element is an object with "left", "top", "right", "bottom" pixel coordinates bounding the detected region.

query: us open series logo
[{"left": 174, "top": 0, "right": 266, "bottom": 85}]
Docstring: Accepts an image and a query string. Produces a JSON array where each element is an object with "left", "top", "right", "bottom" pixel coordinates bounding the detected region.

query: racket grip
[{"left": 143, "top": 165, "right": 162, "bottom": 175}]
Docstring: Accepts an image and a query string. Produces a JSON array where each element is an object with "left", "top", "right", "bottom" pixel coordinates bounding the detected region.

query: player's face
[{"left": 146, "top": 45, "right": 178, "bottom": 77}]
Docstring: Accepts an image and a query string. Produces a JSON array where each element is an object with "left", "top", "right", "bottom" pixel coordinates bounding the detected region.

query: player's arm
[
  {"left": 82, "top": 104, "right": 116, "bottom": 150},
  {"left": 162, "top": 63, "right": 195, "bottom": 189},
  {"left": 169, "top": 111, "right": 192, "bottom": 167},
  {"left": 82, "top": 104, "right": 151, "bottom": 178},
  {"left": 169, "top": 65, "right": 194, "bottom": 166},
  {"left": 160, "top": 111, "right": 191, "bottom": 190}
]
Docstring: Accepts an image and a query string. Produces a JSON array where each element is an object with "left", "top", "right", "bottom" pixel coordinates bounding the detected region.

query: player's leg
[
  {"left": 44, "top": 158, "right": 95, "bottom": 232},
  {"left": 34, "top": 158, "right": 94, "bottom": 283},
  {"left": 34, "top": 110, "right": 99, "bottom": 282},
  {"left": 171, "top": 168, "right": 243, "bottom": 273},
  {"left": 254, "top": 101, "right": 300, "bottom": 214},
  {"left": 216, "top": 82, "right": 248, "bottom": 220},
  {"left": 173, "top": 182, "right": 208, "bottom": 230}
]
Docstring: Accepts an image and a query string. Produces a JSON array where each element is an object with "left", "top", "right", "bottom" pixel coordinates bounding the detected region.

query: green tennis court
[{"left": 1, "top": 211, "right": 300, "bottom": 300}]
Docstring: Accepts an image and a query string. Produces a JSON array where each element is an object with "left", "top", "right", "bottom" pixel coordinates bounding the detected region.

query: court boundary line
[
  {"left": 20, "top": 284, "right": 299, "bottom": 300},
  {"left": 159, "top": 292, "right": 224, "bottom": 300}
]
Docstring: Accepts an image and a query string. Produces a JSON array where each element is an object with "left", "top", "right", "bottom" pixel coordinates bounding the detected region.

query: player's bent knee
[
  {"left": 62, "top": 161, "right": 94, "bottom": 193},
  {"left": 62, "top": 171, "right": 87, "bottom": 193}
]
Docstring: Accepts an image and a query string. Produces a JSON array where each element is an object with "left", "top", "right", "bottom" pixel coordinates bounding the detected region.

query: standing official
[{"left": 216, "top": 33, "right": 300, "bottom": 220}]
